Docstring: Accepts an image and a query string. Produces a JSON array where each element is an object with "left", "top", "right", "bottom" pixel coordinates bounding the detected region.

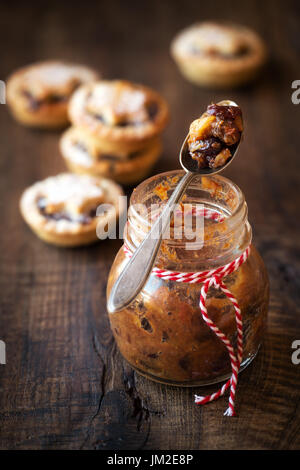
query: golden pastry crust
[
  {"left": 20, "top": 173, "right": 124, "bottom": 246},
  {"left": 60, "top": 126, "right": 162, "bottom": 185},
  {"left": 68, "top": 80, "right": 169, "bottom": 145},
  {"left": 63, "top": 126, "right": 153, "bottom": 158},
  {"left": 171, "top": 22, "right": 267, "bottom": 88},
  {"left": 7, "top": 61, "right": 99, "bottom": 128}
]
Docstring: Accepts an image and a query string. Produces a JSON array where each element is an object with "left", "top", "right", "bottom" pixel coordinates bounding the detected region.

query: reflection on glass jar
[{"left": 107, "top": 171, "right": 269, "bottom": 386}]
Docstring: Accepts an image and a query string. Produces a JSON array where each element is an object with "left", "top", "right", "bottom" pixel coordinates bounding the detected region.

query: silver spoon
[{"left": 107, "top": 100, "right": 241, "bottom": 313}]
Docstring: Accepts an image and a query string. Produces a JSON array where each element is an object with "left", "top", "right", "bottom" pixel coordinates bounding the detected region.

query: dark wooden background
[{"left": 0, "top": 0, "right": 299, "bottom": 450}]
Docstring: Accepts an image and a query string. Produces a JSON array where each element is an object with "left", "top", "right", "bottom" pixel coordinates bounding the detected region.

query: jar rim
[
  {"left": 129, "top": 170, "right": 245, "bottom": 228},
  {"left": 126, "top": 170, "right": 251, "bottom": 268}
]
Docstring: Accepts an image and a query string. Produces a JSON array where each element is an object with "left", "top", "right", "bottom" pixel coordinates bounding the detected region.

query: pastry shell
[
  {"left": 7, "top": 61, "right": 99, "bottom": 128},
  {"left": 60, "top": 127, "right": 162, "bottom": 185},
  {"left": 68, "top": 80, "right": 169, "bottom": 144},
  {"left": 20, "top": 173, "right": 124, "bottom": 246},
  {"left": 171, "top": 22, "right": 267, "bottom": 88}
]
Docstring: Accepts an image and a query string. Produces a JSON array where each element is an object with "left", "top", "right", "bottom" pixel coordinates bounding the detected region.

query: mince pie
[
  {"left": 20, "top": 173, "right": 124, "bottom": 246},
  {"left": 171, "top": 22, "right": 267, "bottom": 88},
  {"left": 60, "top": 126, "right": 162, "bottom": 185},
  {"left": 68, "top": 80, "right": 169, "bottom": 146},
  {"left": 62, "top": 80, "right": 169, "bottom": 184},
  {"left": 7, "top": 61, "right": 99, "bottom": 128}
]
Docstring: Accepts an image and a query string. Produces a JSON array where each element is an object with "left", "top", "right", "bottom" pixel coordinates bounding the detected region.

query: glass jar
[{"left": 107, "top": 170, "right": 269, "bottom": 386}]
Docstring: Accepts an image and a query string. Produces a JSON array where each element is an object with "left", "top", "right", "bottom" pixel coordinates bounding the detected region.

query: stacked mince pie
[{"left": 60, "top": 80, "right": 169, "bottom": 184}]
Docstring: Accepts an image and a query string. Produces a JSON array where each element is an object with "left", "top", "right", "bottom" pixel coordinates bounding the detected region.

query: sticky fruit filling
[
  {"left": 22, "top": 80, "right": 81, "bottom": 111},
  {"left": 37, "top": 197, "right": 97, "bottom": 225},
  {"left": 188, "top": 104, "right": 243, "bottom": 169}
]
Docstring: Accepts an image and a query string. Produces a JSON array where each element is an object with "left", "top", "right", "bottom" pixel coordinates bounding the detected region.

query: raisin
[
  {"left": 147, "top": 101, "right": 158, "bottom": 120},
  {"left": 161, "top": 331, "right": 169, "bottom": 342},
  {"left": 207, "top": 104, "right": 241, "bottom": 120},
  {"left": 140, "top": 317, "right": 153, "bottom": 333},
  {"left": 148, "top": 352, "right": 159, "bottom": 359}
]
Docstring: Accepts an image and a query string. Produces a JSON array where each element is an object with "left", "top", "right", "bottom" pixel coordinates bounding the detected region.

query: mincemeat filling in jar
[{"left": 107, "top": 171, "right": 269, "bottom": 386}]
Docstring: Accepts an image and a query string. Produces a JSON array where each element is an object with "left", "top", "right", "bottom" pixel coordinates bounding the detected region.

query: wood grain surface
[{"left": 0, "top": 0, "right": 299, "bottom": 450}]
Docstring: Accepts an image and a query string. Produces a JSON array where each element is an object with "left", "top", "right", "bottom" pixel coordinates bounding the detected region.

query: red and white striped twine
[{"left": 124, "top": 208, "right": 250, "bottom": 416}]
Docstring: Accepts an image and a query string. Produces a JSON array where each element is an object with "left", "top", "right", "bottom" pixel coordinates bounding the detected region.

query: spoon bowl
[{"left": 180, "top": 99, "right": 241, "bottom": 175}]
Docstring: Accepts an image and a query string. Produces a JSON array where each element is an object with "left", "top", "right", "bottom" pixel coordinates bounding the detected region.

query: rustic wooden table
[{"left": 0, "top": 0, "right": 299, "bottom": 450}]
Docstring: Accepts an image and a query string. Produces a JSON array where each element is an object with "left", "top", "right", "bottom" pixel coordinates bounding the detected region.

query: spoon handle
[{"left": 107, "top": 171, "right": 195, "bottom": 313}]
